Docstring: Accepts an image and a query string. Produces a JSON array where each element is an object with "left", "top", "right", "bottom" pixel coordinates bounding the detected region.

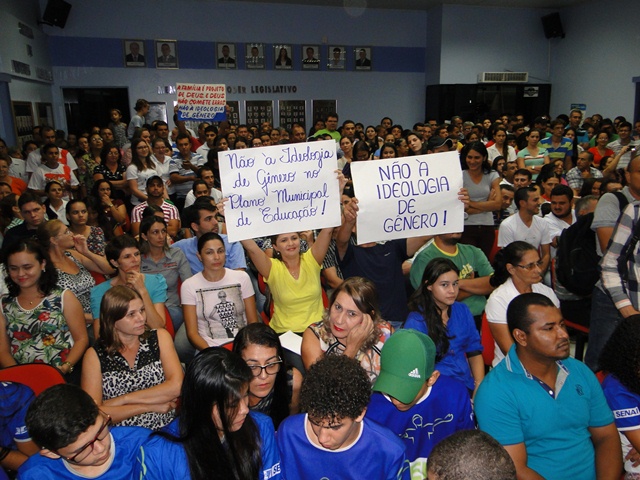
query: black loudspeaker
[
  {"left": 42, "top": 0, "right": 72, "bottom": 28},
  {"left": 541, "top": 12, "right": 564, "bottom": 39}
]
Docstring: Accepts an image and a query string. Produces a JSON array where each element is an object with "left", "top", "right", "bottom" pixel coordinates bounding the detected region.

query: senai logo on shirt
[{"left": 614, "top": 407, "right": 640, "bottom": 419}]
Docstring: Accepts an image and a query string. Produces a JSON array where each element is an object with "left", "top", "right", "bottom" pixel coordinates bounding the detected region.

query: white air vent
[{"left": 477, "top": 72, "right": 529, "bottom": 83}]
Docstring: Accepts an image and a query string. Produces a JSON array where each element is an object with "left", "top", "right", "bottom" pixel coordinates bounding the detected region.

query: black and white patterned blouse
[
  {"left": 94, "top": 330, "right": 174, "bottom": 430},
  {"left": 56, "top": 251, "right": 95, "bottom": 314}
]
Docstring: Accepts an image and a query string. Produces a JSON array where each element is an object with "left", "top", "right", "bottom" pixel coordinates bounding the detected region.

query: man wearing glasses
[
  {"left": 18, "top": 384, "right": 149, "bottom": 480},
  {"left": 497, "top": 186, "right": 552, "bottom": 274}
]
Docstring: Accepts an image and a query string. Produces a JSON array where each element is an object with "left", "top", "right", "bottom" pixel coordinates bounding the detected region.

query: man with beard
[
  {"left": 409, "top": 232, "right": 494, "bottom": 328},
  {"left": 475, "top": 293, "right": 621, "bottom": 480},
  {"left": 544, "top": 185, "right": 576, "bottom": 256}
]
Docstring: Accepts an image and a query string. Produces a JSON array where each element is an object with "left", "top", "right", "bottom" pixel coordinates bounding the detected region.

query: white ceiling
[{"left": 227, "top": 0, "right": 586, "bottom": 10}]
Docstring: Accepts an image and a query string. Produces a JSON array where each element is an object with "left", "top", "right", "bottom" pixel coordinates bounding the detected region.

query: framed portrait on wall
[
  {"left": 312, "top": 100, "right": 337, "bottom": 127},
  {"left": 302, "top": 45, "right": 320, "bottom": 70},
  {"left": 278, "top": 100, "right": 306, "bottom": 131},
  {"left": 217, "top": 42, "right": 237, "bottom": 69},
  {"left": 274, "top": 44, "right": 293, "bottom": 70},
  {"left": 124, "top": 39, "right": 146, "bottom": 67},
  {"left": 354, "top": 46, "right": 372, "bottom": 71},
  {"left": 327, "top": 45, "right": 345, "bottom": 70},
  {"left": 155, "top": 40, "right": 178, "bottom": 69},
  {"left": 245, "top": 43, "right": 265, "bottom": 69}
]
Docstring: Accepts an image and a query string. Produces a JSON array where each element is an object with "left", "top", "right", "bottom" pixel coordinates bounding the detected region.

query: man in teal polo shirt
[{"left": 475, "top": 293, "right": 621, "bottom": 480}]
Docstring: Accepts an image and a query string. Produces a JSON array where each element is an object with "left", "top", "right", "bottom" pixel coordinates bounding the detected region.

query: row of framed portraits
[
  {"left": 124, "top": 40, "right": 372, "bottom": 71},
  {"left": 11, "top": 101, "right": 55, "bottom": 147}
]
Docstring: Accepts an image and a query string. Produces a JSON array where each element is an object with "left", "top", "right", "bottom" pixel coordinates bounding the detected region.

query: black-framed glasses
[
  {"left": 247, "top": 358, "right": 282, "bottom": 377},
  {"left": 516, "top": 260, "right": 543, "bottom": 271},
  {"left": 58, "top": 413, "right": 111, "bottom": 463}
]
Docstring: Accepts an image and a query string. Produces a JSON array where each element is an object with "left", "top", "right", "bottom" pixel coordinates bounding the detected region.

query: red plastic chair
[
  {"left": 481, "top": 312, "right": 495, "bottom": 367},
  {"left": 0, "top": 363, "right": 66, "bottom": 396},
  {"left": 163, "top": 306, "right": 175, "bottom": 339}
]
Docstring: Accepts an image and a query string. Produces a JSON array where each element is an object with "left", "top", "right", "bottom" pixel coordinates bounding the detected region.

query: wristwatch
[{"left": 61, "top": 361, "right": 74, "bottom": 373}]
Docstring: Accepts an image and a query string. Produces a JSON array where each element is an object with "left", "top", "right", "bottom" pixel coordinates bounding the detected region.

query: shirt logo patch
[{"left": 614, "top": 407, "right": 640, "bottom": 419}]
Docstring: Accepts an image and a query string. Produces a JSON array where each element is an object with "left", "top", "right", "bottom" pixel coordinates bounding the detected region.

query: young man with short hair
[
  {"left": 539, "top": 119, "right": 574, "bottom": 172},
  {"left": 19, "top": 384, "right": 149, "bottom": 480},
  {"left": 1, "top": 192, "right": 46, "bottom": 255},
  {"left": 277, "top": 355, "right": 410, "bottom": 480},
  {"left": 512, "top": 168, "right": 532, "bottom": 189},
  {"left": 366, "top": 330, "right": 475, "bottom": 478},
  {"left": 169, "top": 133, "right": 204, "bottom": 211},
  {"left": 130, "top": 176, "right": 180, "bottom": 237},
  {"left": 27, "top": 144, "right": 78, "bottom": 200},
  {"left": 183, "top": 165, "right": 222, "bottom": 208}
]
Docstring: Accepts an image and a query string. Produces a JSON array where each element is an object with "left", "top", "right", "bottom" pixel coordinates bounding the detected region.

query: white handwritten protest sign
[
  {"left": 219, "top": 140, "right": 342, "bottom": 242},
  {"left": 176, "top": 83, "right": 226, "bottom": 121},
  {"left": 350, "top": 151, "right": 464, "bottom": 245}
]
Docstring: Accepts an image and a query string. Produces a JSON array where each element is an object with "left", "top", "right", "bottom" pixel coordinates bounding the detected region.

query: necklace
[{"left": 286, "top": 264, "right": 300, "bottom": 279}]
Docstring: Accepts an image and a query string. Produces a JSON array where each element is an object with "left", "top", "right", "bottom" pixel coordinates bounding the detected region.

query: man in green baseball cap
[{"left": 366, "top": 329, "right": 475, "bottom": 478}]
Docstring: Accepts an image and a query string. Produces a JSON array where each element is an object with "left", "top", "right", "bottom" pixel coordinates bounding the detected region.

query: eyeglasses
[
  {"left": 58, "top": 414, "right": 111, "bottom": 463},
  {"left": 515, "top": 260, "right": 543, "bottom": 271},
  {"left": 247, "top": 358, "right": 282, "bottom": 377},
  {"left": 57, "top": 229, "right": 72, "bottom": 237}
]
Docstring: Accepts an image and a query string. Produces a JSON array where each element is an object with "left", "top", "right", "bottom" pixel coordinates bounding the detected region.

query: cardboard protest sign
[
  {"left": 176, "top": 83, "right": 226, "bottom": 121},
  {"left": 219, "top": 140, "right": 342, "bottom": 242},
  {"left": 350, "top": 151, "right": 464, "bottom": 244}
]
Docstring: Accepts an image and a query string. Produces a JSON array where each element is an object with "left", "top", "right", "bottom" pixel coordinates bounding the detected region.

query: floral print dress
[{"left": 1, "top": 288, "right": 73, "bottom": 367}]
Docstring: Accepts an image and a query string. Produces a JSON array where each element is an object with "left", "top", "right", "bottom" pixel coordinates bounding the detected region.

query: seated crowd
[{"left": 1, "top": 107, "right": 639, "bottom": 480}]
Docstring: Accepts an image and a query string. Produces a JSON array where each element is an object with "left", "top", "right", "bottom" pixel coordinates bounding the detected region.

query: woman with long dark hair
[
  {"left": 66, "top": 199, "right": 107, "bottom": 256},
  {"left": 485, "top": 241, "right": 559, "bottom": 366},
  {"left": 127, "top": 138, "right": 159, "bottom": 207},
  {"left": 460, "top": 141, "right": 502, "bottom": 257},
  {"left": 405, "top": 258, "right": 484, "bottom": 395},
  {"left": 0, "top": 240, "right": 88, "bottom": 380},
  {"left": 138, "top": 347, "right": 280, "bottom": 480},
  {"left": 233, "top": 323, "right": 302, "bottom": 429}
]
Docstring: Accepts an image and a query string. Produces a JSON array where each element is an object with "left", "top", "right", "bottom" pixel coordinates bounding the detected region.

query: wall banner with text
[
  {"left": 351, "top": 152, "right": 464, "bottom": 244},
  {"left": 176, "top": 83, "right": 226, "bottom": 121},
  {"left": 219, "top": 140, "right": 342, "bottom": 242}
]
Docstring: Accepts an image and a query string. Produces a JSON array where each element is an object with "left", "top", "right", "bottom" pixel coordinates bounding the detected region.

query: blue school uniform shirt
[
  {"left": 18, "top": 426, "right": 150, "bottom": 480},
  {"left": 277, "top": 414, "right": 410, "bottom": 480},
  {"left": 404, "top": 302, "right": 482, "bottom": 391},
  {"left": 0, "top": 382, "right": 34, "bottom": 450},
  {"left": 137, "top": 411, "right": 280, "bottom": 480},
  {"left": 366, "top": 374, "right": 475, "bottom": 478}
]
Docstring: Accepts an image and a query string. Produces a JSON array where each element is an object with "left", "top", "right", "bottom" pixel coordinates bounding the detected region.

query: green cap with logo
[{"left": 372, "top": 329, "right": 436, "bottom": 404}]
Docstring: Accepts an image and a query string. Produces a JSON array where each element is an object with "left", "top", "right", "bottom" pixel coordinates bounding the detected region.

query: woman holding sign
[
  {"left": 460, "top": 141, "right": 502, "bottom": 258},
  {"left": 240, "top": 173, "right": 347, "bottom": 336}
]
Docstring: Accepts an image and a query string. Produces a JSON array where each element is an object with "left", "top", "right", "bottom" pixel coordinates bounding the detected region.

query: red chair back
[
  {"left": 0, "top": 364, "right": 66, "bottom": 396},
  {"left": 163, "top": 306, "right": 176, "bottom": 339},
  {"left": 481, "top": 312, "right": 495, "bottom": 367}
]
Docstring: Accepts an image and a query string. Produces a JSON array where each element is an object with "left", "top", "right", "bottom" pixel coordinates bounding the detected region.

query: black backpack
[{"left": 555, "top": 192, "right": 628, "bottom": 297}]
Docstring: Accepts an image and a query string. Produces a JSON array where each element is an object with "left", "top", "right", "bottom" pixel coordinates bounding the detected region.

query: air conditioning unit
[{"left": 477, "top": 72, "right": 529, "bottom": 83}]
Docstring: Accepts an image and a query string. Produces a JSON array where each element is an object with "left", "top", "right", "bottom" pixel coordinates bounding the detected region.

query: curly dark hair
[
  {"left": 3, "top": 240, "right": 58, "bottom": 298},
  {"left": 300, "top": 355, "right": 370, "bottom": 423},
  {"left": 599, "top": 315, "right": 640, "bottom": 395}
]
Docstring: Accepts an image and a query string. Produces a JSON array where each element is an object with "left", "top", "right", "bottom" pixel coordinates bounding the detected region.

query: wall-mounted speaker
[
  {"left": 541, "top": 12, "right": 564, "bottom": 39},
  {"left": 42, "top": 0, "right": 72, "bottom": 29}
]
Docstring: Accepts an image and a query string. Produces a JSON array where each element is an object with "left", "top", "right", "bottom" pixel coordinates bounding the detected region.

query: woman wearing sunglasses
[{"left": 485, "top": 241, "right": 560, "bottom": 366}]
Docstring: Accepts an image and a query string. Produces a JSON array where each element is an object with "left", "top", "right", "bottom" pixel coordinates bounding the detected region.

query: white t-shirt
[
  {"left": 126, "top": 164, "right": 159, "bottom": 206},
  {"left": 151, "top": 154, "right": 175, "bottom": 195},
  {"left": 543, "top": 211, "right": 576, "bottom": 258},
  {"left": 26, "top": 149, "right": 78, "bottom": 174},
  {"left": 184, "top": 187, "right": 223, "bottom": 208},
  {"left": 497, "top": 212, "right": 551, "bottom": 249},
  {"left": 485, "top": 277, "right": 560, "bottom": 366},
  {"left": 180, "top": 269, "right": 254, "bottom": 346}
]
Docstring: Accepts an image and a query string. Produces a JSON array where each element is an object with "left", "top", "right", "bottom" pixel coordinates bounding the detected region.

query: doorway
[{"left": 63, "top": 88, "right": 130, "bottom": 135}]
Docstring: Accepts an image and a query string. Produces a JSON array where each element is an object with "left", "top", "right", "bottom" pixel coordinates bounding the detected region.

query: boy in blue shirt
[
  {"left": 18, "top": 384, "right": 149, "bottom": 480},
  {"left": 366, "top": 329, "right": 475, "bottom": 478},
  {"left": 277, "top": 355, "right": 410, "bottom": 480}
]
